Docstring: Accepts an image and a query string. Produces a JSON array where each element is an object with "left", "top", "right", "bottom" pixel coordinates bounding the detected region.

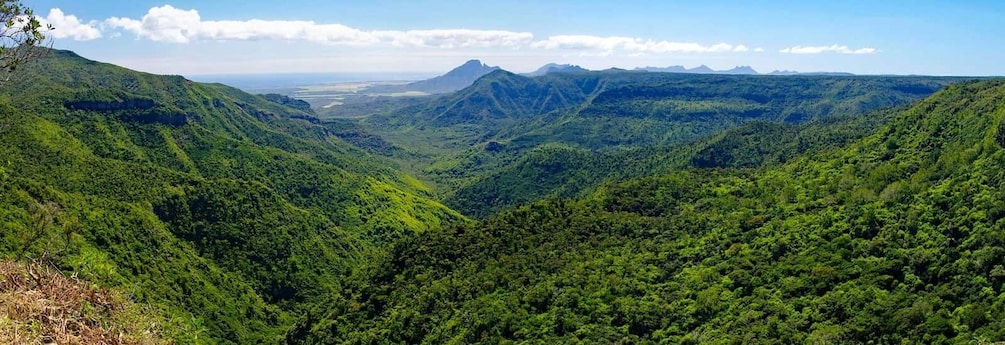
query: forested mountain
[
  {"left": 373, "top": 71, "right": 956, "bottom": 144},
  {"left": 289, "top": 79, "right": 1005, "bottom": 344},
  {"left": 0, "top": 50, "right": 464, "bottom": 343},
  {"left": 358, "top": 70, "right": 962, "bottom": 211}
]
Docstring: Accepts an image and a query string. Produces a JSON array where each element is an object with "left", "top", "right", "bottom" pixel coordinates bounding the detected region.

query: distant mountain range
[
  {"left": 562, "top": 64, "right": 852, "bottom": 76},
  {"left": 634, "top": 65, "right": 759, "bottom": 75},
  {"left": 633, "top": 65, "right": 856, "bottom": 76},
  {"left": 522, "top": 63, "right": 590, "bottom": 77},
  {"left": 364, "top": 61, "right": 856, "bottom": 96}
]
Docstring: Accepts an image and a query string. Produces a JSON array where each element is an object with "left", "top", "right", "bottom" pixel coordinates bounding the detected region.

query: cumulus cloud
[
  {"left": 531, "top": 35, "right": 747, "bottom": 54},
  {"left": 40, "top": 8, "right": 102, "bottom": 40},
  {"left": 754, "top": 47, "right": 765, "bottom": 52},
  {"left": 376, "top": 29, "right": 533, "bottom": 48},
  {"left": 102, "top": 5, "right": 532, "bottom": 47},
  {"left": 779, "top": 44, "right": 877, "bottom": 54}
]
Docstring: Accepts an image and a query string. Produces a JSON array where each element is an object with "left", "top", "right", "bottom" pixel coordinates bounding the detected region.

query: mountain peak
[
  {"left": 385, "top": 59, "right": 501, "bottom": 94},
  {"left": 723, "top": 65, "right": 759, "bottom": 75},
  {"left": 438, "top": 59, "right": 500, "bottom": 80},
  {"left": 689, "top": 65, "right": 715, "bottom": 73},
  {"left": 459, "top": 59, "right": 488, "bottom": 69}
]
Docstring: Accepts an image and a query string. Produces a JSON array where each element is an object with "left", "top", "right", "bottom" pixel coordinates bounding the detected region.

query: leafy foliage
[
  {"left": 0, "top": 0, "right": 51, "bottom": 85},
  {"left": 290, "top": 79, "right": 1005, "bottom": 344}
]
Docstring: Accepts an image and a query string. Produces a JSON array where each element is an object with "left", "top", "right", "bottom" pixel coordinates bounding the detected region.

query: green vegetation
[
  {"left": 0, "top": 49, "right": 464, "bottom": 343},
  {"left": 290, "top": 79, "right": 1005, "bottom": 344},
  {"left": 5, "top": 47, "right": 1005, "bottom": 344}
]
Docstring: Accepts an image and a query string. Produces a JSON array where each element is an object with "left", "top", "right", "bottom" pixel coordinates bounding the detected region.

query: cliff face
[
  {"left": 65, "top": 99, "right": 156, "bottom": 111},
  {"left": 65, "top": 99, "right": 189, "bottom": 126}
]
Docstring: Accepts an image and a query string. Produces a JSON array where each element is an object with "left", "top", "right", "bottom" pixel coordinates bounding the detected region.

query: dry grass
[{"left": 0, "top": 260, "right": 170, "bottom": 344}]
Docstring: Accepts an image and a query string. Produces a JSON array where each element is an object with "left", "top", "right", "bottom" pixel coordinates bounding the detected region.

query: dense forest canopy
[{"left": 289, "top": 79, "right": 1005, "bottom": 344}]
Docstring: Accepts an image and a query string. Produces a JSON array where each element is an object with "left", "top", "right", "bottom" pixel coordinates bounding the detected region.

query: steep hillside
[
  {"left": 291, "top": 80, "right": 1005, "bottom": 343},
  {"left": 0, "top": 50, "right": 464, "bottom": 343},
  {"left": 446, "top": 106, "right": 904, "bottom": 217}
]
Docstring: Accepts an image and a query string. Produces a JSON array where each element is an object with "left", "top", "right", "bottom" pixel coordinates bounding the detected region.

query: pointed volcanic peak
[
  {"left": 524, "top": 63, "right": 590, "bottom": 77},
  {"left": 687, "top": 64, "right": 716, "bottom": 73},
  {"left": 721, "top": 66, "right": 759, "bottom": 75},
  {"left": 402, "top": 59, "right": 501, "bottom": 94}
]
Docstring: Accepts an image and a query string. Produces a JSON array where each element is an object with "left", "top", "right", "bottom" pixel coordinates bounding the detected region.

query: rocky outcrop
[{"left": 64, "top": 99, "right": 155, "bottom": 111}]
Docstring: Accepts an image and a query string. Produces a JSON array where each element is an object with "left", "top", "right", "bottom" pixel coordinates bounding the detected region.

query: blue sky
[{"left": 22, "top": 0, "right": 1005, "bottom": 76}]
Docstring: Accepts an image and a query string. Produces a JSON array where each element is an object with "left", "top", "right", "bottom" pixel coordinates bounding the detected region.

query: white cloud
[
  {"left": 754, "top": 47, "right": 765, "bottom": 52},
  {"left": 41, "top": 8, "right": 102, "bottom": 40},
  {"left": 779, "top": 44, "right": 877, "bottom": 54},
  {"left": 848, "top": 47, "right": 877, "bottom": 54},
  {"left": 102, "top": 5, "right": 532, "bottom": 47},
  {"left": 375, "top": 29, "right": 533, "bottom": 48},
  {"left": 531, "top": 35, "right": 747, "bottom": 54},
  {"left": 104, "top": 17, "right": 141, "bottom": 34}
]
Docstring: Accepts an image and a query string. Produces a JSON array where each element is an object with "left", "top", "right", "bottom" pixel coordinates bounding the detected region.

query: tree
[{"left": 1, "top": 0, "right": 51, "bottom": 86}]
